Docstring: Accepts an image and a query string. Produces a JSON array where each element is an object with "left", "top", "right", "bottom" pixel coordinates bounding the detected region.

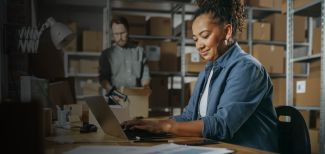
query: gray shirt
[{"left": 99, "top": 43, "right": 150, "bottom": 88}]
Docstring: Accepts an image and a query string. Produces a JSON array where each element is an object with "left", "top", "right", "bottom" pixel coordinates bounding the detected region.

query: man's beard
[{"left": 117, "top": 40, "right": 127, "bottom": 47}]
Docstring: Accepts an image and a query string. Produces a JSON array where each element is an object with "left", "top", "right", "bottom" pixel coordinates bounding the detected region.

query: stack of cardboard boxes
[{"left": 123, "top": 14, "right": 146, "bottom": 35}]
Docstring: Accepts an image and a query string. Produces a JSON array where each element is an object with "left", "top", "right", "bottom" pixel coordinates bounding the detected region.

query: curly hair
[{"left": 194, "top": 0, "right": 246, "bottom": 37}]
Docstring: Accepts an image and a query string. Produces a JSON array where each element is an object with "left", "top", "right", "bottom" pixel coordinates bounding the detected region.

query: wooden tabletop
[{"left": 45, "top": 127, "right": 275, "bottom": 154}]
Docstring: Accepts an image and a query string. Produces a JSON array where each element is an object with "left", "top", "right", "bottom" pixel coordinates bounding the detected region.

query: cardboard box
[
  {"left": 236, "top": 22, "right": 247, "bottom": 41},
  {"left": 174, "top": 20, "right": 193, "bottom": 38},
  {"left": 186, "top": 52, "right": 207, "bottom": 73},
  {"left": 273, "top": 0, "right": 282, "bottom": 10},
  {"left": 293, "top": 16, "right": 307, "bottom": 42},
  {"left": 69, "top": 59, "right": 80, "bottom": 74},
  {"left": 312, "top": 27, "right": 321, "bottom": 54},
  {"left": 63, "top": 22, "right": 77, "bottom": 51},
  {"left": 122, "top": 14, "right": 146, "bottom": 25},
  {"left": 272, "top": 77, "right": 301, "bottom": 107},
  {"left": 295, "top": 78, "right": 320, "bottom": 106},
  {"left": 309, "top": 129, "right": 320, "bottom": 154},
  {"left": 295, "top": 61, "right": 320, "bottom": 106},
  {"left": 253, "top": 22, "right": 271, "bottom": 41},
  {"left": 263, "top": 14, "right": 306, "bottom": 42},
  {"left": 116, "top": 14, "right": 146, "bottom": 35},
  {"left": 248, "top": 0, "right": 273, "bottom": 8},
  {"left": 160, "top": 42, "right": 178, "bottom": 72},
  {"left": 82, "top": 31, "right": 103, "bottom": 52},
  {"left": 272, "top": 78, "right": 286, "bottom": 106},
  {"left": 129, "top": 25, "right": 146, "bottom": 35},
  {"left": 147, "top": 17, "right": 171, "bottom": 36},
  {"left": 149, "top": 76, "right": 169, "bottom": 110},
  {"left": 81, "top": 80, "right": 100, "bottom": 96},
  {"left": 122, "top": 87, "right": 151, "bottom": 118},
  {"left": 309, "top": 60, "right": 321, "bottom": 78},
  {"left": 79, "top": 59, "right": 99, "bottom": 74},
  {"left": 253, "top": 44, "right": 284, "bottom": 73}
]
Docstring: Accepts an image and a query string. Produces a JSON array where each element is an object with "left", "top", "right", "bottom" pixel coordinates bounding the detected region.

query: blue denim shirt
[{"left": 173, "top": 43, "right": 278, "bottom": 152}]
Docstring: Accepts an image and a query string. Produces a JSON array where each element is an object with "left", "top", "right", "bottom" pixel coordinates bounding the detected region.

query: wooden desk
[{"left": 45, "top": 127, "right": 275, "bottom": 154}]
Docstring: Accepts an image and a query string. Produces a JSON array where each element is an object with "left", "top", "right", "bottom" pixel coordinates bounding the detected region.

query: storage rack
[
  {"left": 103, "top": 0, "right": 193, "bottom": 113},
  {"left": 286, "top": 0, "right": 324, "bottom": 153}
]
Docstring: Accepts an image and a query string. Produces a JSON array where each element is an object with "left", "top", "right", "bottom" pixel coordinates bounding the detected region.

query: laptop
[{"left": 85, "top": 96, "right": 171, "bottom": 141}]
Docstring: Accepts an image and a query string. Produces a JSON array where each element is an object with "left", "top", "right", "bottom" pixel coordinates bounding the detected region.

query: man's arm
[
  {"left": 140, "top": 47, "right": 151, "bottom": 87},
  {"left": 101, "top": 80, "right": 113, "bottom": 93},
  {"left": 99, "top": 50, "right": 114, "bottom": 93}
]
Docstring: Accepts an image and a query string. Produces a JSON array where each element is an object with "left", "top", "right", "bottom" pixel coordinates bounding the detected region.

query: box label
[
  {"left": 145, "top": 45, "right": 160, "bottom": 61},
  {"left": 296, "top": 80, "right": 306, "bottom": 93},
  {"left": 191, "top": 52, "right": 200, "bottom": 63}
]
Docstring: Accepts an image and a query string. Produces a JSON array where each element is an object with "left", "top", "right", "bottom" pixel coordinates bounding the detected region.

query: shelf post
[
  {"left": 180, "top": 4, "right": 186, "bottom": 112},
  {"left": 319, "top": 1, "right": 325, "bottom": 153},
  {"left": 286, "top": 0, "right": 294, "bottom": 106},
  {"left": 247, "top": 8, "right": 253, "bottom": 54}
]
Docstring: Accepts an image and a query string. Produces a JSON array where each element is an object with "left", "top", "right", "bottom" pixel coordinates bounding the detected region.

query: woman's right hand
[{"left": 121, "top": 119, "right": 175, "bottom": 134}]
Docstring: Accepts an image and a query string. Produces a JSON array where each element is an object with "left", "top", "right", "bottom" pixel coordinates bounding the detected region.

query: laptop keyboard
[{"left": 123, "top": 128, "right": 171, "bottom": 140}]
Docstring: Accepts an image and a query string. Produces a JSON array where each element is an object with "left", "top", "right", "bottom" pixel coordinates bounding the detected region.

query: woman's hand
[{"left": 121, "top": 119, "right": 176, "bottom": 134}]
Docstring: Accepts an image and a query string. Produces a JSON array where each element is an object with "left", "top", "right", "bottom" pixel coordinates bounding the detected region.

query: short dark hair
[
  {"left": 194, "top": 0, "right": 246, "bottom": 36},
  {"left": 111, "top": 16, "right": 129, "bottom": 32}
]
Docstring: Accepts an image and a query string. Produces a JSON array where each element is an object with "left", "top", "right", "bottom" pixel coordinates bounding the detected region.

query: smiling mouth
[{"left": 200, "top": 50, "right": 209, "bottom": 57}]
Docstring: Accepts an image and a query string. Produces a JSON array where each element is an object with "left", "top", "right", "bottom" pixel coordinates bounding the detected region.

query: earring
[{"left": 224, "top": 39, "right": 228, "bottom": 46}]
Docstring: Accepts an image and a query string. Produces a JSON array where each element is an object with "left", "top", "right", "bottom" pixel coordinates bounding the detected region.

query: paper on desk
[
  {"left": 64, "top": 143, "right": 233, "bottom": 154},
  {"left": 138, "top": 143, "right": 234, "bottom": 154}
]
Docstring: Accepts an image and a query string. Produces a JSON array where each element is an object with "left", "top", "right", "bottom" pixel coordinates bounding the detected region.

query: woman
[{"left": 123, "top": 0, "right": 278, "bottom": 152}]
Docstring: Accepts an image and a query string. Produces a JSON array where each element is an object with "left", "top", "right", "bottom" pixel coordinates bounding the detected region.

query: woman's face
[{"left": 192, "top": 13, "right": 224, "bottom": 61}]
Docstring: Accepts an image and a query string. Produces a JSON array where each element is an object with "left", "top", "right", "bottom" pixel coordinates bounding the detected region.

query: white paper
[
  {"left": 64, "top": 143, "right": 233, "bottom": 154},
  {"left": 137, "top": 143, "right": 234, "bottom": 154}
]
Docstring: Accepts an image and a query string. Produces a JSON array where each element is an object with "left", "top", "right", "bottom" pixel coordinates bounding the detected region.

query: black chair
[{"left": 276, "top": 106, "right": 311, "bottom": 154}]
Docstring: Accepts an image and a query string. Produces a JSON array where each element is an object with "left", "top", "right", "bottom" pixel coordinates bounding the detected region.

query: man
[{"left": 99, "top": 16, "right": 150, "bottom": 96}]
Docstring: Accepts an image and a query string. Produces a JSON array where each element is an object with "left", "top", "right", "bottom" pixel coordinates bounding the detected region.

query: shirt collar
[{"left": 113, "top": 43, "right": 132, "bottom": 50}]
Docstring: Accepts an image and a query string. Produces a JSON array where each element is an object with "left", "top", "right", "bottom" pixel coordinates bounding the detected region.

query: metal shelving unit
[
  {"left": 286, "top": 0, "right": 324, "bottom": 153},
  {"left": 244, "top": 6, "right": 310, "bottom": 54},
  {"left": 103, "top": 0, "right": 190, "bottom": 113},
  {"left": 63, "top": 51, "right": 101, "bottom": 78}
]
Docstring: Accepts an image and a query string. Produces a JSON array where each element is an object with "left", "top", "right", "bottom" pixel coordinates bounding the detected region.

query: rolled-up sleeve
[
  {"left": 99, "top": 51, "right": 111, "bottom": 83},
  {"left": 202, "top": 62, "right": 270, "bottom": 140}
]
